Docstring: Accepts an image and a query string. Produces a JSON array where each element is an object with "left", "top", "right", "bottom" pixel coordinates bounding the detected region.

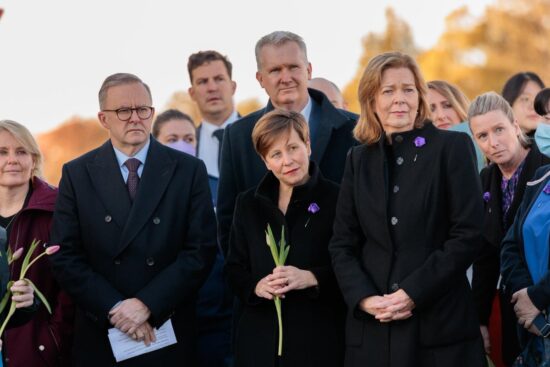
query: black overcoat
[
  {"left": 471, "top": 144, "right": 549, "bottom": 363},
  {"left": 225, "top": 163, "right": 346, "bottom": 367},
  {"left": 329, "top": 123, "right": 486, "bottom": 367},
  {"left": 217, "top": 88, "right": 357, "bottom": 255},
  {"left": 50, "top": 138, "right": 217, "bottom": 366}
]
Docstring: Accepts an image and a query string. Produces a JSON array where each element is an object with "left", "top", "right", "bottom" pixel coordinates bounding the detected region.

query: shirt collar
[
  {"left": 202, "top": 110, "right": 239, "bottom": 132},
  {"left": 300, "top": 96, "right": 312, "bottom": 123},
  {"left": 112, "top": 138, "right": 150, "bottom": 168}
]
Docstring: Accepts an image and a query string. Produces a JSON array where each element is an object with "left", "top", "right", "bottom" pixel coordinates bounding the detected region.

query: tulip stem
[{"left": 275, "top": 296, "right": 283, "bottom": 356}]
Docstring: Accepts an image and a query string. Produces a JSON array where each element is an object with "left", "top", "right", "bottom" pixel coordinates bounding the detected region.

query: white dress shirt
[{"left": 198, "top": 110, "right": 239, "bottom": 178}]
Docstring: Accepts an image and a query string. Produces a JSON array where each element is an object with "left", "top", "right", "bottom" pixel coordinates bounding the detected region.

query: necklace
[{"left": 1, "top": 210, "right": 20, "bottom": 232}]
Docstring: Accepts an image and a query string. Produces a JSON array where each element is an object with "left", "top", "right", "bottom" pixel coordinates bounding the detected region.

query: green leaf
[
  {"left": 266, "top": 224, "right": 280, "bottom": 266},
  {"left": 24, "top": 278, "right": 52, "bottom": 314},
  {"left": 278, "top": 227, "right": 286, "bottom": 265},
  {"left": 281, "top": 245, "right": 290, "bottom": 264},
  {"left": 20, "top": 239, "right": 41, "bottom": 278}
]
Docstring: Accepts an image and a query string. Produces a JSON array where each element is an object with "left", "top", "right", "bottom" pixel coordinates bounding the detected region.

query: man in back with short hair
[
  {"left": 188, "top": 51, "right": 237, "bottom": 367},
  {"left": 309, "top": 77, "right": 348, "bottom": 110},
  {"left": 217, "top": 31, "right": 357, "bottom": 256}
]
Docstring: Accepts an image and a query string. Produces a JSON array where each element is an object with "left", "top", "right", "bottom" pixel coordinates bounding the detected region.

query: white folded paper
[{"left": 108, "top": 319, "right": 177, "bottom": 362}]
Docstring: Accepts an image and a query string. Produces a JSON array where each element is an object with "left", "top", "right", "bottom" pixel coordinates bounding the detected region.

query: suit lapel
[
  {"left": 115, "top": 139, "right": 177, "bottom": 256},
  {"left": 87, "top": 141, "right": 132, "bottom": 228},
  {"left": 309, "top": 89, "right": 347, "bottom": 163},
  {"left": 196, "top": 124, "right": 202, "bottom": 154},
  {"left": 508, "top": 146, "right": 545, "bottom": 223}
]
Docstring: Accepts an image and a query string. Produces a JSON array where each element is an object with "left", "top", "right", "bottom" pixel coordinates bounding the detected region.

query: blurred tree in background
[
  {"left": 419, "top": 0, "right": 550, "bottom": 98},
  {"left": 343, "top": 8, "right": 419, "bottom": 113},
  {"left": 344, "top": 0, "right": 550, "bottom": 113}
]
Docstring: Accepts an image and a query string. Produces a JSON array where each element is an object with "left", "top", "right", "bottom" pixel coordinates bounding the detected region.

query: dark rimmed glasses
[{"left": 102, "top": 106, "right": 154, "bottom": 121}]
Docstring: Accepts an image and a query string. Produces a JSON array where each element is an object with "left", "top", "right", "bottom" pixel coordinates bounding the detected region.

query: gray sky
[{"left": 0, "top": 0, "right": 495, "bottom": 133}]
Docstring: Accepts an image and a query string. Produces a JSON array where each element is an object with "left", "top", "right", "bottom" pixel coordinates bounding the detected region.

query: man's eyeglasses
[{"left": 102, "top": 106, "right": 154, "bottom": 121}]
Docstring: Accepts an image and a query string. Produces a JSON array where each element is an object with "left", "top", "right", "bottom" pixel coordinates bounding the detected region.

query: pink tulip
[
  {"left": 45, "top": 245, "right": 60, "bottom": 255},
  {"left": 11, "top": 248, "right": 24, "bottom": 262}
]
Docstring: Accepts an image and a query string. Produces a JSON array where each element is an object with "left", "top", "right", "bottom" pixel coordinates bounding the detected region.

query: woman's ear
[{"left": 261, "top": 156, "right": 271, "bottom": 171}]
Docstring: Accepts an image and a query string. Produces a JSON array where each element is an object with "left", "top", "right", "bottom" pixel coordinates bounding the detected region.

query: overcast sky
[{"left": 0, "top": 0, "right": 495, "bottom": 133}]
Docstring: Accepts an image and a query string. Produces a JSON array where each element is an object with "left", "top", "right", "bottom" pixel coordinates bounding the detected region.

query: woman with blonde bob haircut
[
  {"left": 330, "top": 52, "right": 486, "bottom": 367},
  {"left": 0, "top": 120, "right": 73, "bottom": 367},
  {"left": 225, "top": 109, "right": 346, "bottom": 367},
  {"left": 353, "top": 52, "right": 430, "bottom": 145}
]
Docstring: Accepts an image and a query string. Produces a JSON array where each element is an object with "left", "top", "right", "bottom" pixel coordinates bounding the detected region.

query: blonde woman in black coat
[
  {"left": 225, "top": 110, "right": 345, "bottom": 367},
  {"left": 329, "top": 52, "right": 486, "bottom": 367}
]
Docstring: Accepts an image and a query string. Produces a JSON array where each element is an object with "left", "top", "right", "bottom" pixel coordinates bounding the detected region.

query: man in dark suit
[
  {"left": 217, "top": 30, "right": 357, "bottom": 255},
  {"left": 188, "top": 50, "right": 239, "bottom": 203},
  {"left": 187, "top": 50, "right": 237, "bottom": 367},
  {"left": 50, "top": 73, "right": 217, "bottom": 366}
]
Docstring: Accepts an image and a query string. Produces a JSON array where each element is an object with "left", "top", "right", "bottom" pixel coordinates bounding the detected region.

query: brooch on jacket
[
  {"left": 304, "top": 203, "right": 320, "bottom": 228},
  {"left": 413, "top": 136, "right": 425, "bottom": 162}
]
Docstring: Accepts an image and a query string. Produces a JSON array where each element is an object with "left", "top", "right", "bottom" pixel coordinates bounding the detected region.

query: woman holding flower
[
  {"left": 0, "top": 120, "right": 73, "bottom": 367},
  {"left": 468, "top": 92, "right": 550, "bottom": 365},
  {"left": 224, "top": 109, "right": 345, "bottom": 367},
  {"left": 329, "top": 52, "right": 485, "bottom": 367}
]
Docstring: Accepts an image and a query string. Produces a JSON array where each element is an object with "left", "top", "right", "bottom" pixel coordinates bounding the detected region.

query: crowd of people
[{"left": 0, "top": 30, "right": 549, "bottom": 367}]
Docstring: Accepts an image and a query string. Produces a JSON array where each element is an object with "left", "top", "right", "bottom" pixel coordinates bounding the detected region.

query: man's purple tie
[{"left": 124, "top": 158, "right": 141, "bottom": 202}]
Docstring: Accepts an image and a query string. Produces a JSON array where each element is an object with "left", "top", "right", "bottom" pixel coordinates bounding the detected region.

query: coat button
[
  {"left": 391, "top": 217, "right": 398, "bottom": 225},
  {"left": 393, "top": 185, "right": 399, "bottom": 193},
  {"left": 105, "top": 215, "right": 112, "bottom": 223},
  {"left": 390, "top": 283, "right": 399, "bottom": 292},
  {"left": 38, "top": 345, "right": 45, "bottom": 351},
  {"left": 114, "top": 258, "right": 121, "bottom": 265},
  {"left": 146, "top": 257, "right": 155, "bottom": 266},
  {"left": 153, "top": 217, "right": 160, "bottom": 225},
  {"left": 396, "top": 157, "right": 404, "bottom": 165},
  {"left": 394, "top": 135, "right": 403, "bottom": 143}
]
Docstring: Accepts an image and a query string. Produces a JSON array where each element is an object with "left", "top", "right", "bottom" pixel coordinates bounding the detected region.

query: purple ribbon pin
[
  {"left": 308, "top": 203, "right": 320, "bottom": 214},
  {"left": 543, "top": 183, "right": 550, "bottom": 195},
  {"left": 483, "top": 192, "right": 491, "bottom": 202},
  {"left": 414, "top": 136, "right": 426, "bottom": 147}
]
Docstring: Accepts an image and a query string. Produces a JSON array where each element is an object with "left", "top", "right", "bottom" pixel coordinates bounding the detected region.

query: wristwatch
[{"left": 532, "top": 312, "right": 550, "bottom": 338}]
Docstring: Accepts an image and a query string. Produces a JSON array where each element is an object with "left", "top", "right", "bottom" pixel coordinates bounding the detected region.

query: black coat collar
[{"left": 254, "top": 161, "right": 321, "bottom": 209}]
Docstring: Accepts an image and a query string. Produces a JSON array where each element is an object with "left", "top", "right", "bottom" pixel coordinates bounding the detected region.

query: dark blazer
[
  {"left": 471, "top": 144, "right": 549, "bottom": 363},
  {"left": 5, "top": 177, "right": 74, "bottom": 367},
  {"left": 329, "top": 124, "right": 485, "bottom": 367},
  {"left": 217, "top": 88, "right": 357, "bottom": 255},
  {"left": 225, "top": 163, "right": 346, "bottom": 367},
  {"left": 50, "top": 138, "right": 217, "bottom": 367},
  {"left": 501, "top": 164, "right": 550, "bottom": 313}
]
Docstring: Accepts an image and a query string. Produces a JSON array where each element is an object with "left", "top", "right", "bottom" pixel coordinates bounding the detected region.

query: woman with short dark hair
[{"left": 225, "top": 109, "right": 345, "bottom": 367}]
